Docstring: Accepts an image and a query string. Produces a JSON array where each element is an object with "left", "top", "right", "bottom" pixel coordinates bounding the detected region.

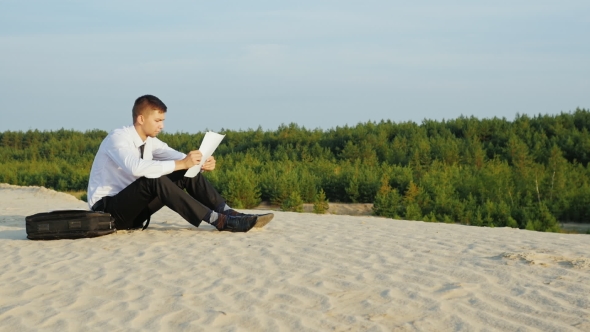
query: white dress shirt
[{"left": 87, "top": 125, "right": 186, "bottom": 208}]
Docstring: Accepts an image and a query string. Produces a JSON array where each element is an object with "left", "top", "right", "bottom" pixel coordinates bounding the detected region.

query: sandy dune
[{"left": 0, "top": 183, "right": 589, "bottom": 331}]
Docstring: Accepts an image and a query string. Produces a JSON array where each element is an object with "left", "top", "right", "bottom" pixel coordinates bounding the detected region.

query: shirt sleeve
[
  {"left": 106, "top": 133, "right": 178, "bottom": 179},
  {"left": 151, "top": 138, "right": 187, "bottom": 161}
]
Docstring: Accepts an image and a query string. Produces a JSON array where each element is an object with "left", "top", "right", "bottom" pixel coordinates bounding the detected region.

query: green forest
[{"left": 2, "top": 109, "right": 590, "bottom": 232}]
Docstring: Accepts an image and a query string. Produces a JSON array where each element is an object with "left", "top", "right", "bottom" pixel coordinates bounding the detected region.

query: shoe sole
[{"left": 254, "top": 213, "right": 274, "bottom": 228}]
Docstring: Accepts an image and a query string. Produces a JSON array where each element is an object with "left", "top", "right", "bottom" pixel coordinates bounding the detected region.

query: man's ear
[{"left": 136, "top": 114, "right": 144, "bottom": 125}]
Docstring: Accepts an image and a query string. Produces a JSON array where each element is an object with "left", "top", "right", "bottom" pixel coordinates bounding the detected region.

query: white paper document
[{"left": 184, "top": 131, "right": 225, "bottom": 178}]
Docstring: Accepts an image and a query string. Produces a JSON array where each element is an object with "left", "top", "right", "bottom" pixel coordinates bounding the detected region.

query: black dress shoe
[
  {"left": 215, "top": 214, "right": 258, "bottom": 232},
  {"left": 224, "top": 210, "right": 274, "bottom": 228}
]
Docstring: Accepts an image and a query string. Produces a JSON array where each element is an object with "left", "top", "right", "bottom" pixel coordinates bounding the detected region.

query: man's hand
[
  {"left": 202, "top": 156, "right": 216, "bottom": 171},
  {"left": 182, "top": 150, "right": 202, "bottom": 169},
  {"left": 174, "top": 151, "right": 216, "bottom": 172}
]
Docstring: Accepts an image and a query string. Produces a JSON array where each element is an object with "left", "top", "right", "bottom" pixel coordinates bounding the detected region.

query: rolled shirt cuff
[{"left": 162, "top": 160, "right": 176, "bottom": 175}]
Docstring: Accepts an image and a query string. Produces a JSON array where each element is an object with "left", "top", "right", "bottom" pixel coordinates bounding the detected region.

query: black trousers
[{"left": 93, "top": 170, "right": 225, "bottom": 230}]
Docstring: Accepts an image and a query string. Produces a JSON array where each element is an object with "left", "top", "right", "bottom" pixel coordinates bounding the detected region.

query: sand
[{"left": 0, "top": 183, "right": 589, "bottom": 331}]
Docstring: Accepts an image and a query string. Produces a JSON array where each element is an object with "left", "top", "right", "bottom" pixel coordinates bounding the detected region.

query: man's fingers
[
  {"left": 183, "top": 150, "right": 203, "bottom": 168},
  {"left": 202, "top": 156, "right": 216, "bottom": 171},
  {"left": 189, "top": 150, "right": 202, "bottom": 165},
  {"left": 184, "top": 151, "right": 214, "bottom": 169}
]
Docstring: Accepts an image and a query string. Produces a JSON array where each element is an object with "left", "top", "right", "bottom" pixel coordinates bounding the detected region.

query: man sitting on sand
[{"left": 87, "top": 94, "right": 272, "bottom": 232}]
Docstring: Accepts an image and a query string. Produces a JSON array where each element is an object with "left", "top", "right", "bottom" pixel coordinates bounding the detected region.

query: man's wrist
[{"left": 174, "top": 159, "right": 188, "bottom": 171}]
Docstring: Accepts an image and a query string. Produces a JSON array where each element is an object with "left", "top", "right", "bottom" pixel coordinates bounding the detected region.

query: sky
[{"left": 1, "top": 0, "right": 589, "bottom": 133}]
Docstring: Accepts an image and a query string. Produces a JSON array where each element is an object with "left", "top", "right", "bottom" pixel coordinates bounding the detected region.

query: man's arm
[
  {"left": 106, "top": 134, "right": 180, "bottom": 178},
  {"left": 152, "top": 137, "right": 216, "bottom": 172}
]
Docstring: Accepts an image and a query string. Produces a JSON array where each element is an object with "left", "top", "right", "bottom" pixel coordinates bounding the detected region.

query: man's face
[{"left": 140, "top": 109, "right": 165, "bottom": 137}]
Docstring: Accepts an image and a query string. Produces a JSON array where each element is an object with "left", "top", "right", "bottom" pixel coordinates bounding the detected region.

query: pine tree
[
  {"left": 313, "top": 188, "right": 330, "bottom": 214},
  {"left": 372, "top": 176, "right": 402, "bottom": 218},
  {"left": 281, "top": 191, "right": 304, "bottom": 212}
]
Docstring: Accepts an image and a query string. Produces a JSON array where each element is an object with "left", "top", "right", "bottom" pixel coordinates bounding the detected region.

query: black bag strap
[
  {"left": 139, "top": 144, "right": 151, "bottom": 230},
  {"left": 142, "top": 216, "right": 150, "bottom": 230}
]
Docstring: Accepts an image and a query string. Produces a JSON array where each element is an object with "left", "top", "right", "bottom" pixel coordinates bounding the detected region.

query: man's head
[{"left": 132, "top": 95, "right": 167, "bottom": 139}]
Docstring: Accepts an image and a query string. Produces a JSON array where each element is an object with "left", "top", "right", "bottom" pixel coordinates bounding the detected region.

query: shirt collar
[{"left": 128, "top": 125, "right": 147, "bottom": 148}]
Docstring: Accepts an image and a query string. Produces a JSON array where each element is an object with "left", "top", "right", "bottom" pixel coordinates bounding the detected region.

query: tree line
[{"left": 2, "top": 108, "right": 590, "bottom": 232}]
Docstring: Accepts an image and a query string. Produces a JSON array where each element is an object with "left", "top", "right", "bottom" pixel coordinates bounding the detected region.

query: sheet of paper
[{"left": 184, "top": 131, "right": 225, "bottom": 178}]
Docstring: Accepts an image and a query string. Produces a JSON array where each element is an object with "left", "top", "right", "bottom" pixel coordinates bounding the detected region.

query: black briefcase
[{"left": 25, "top": 210, "right": 116, "bottom": 240}]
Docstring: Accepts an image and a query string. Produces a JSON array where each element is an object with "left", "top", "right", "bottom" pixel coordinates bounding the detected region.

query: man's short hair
[{"left": 132, "top": 95, "right": 167, "bottom": 123}]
